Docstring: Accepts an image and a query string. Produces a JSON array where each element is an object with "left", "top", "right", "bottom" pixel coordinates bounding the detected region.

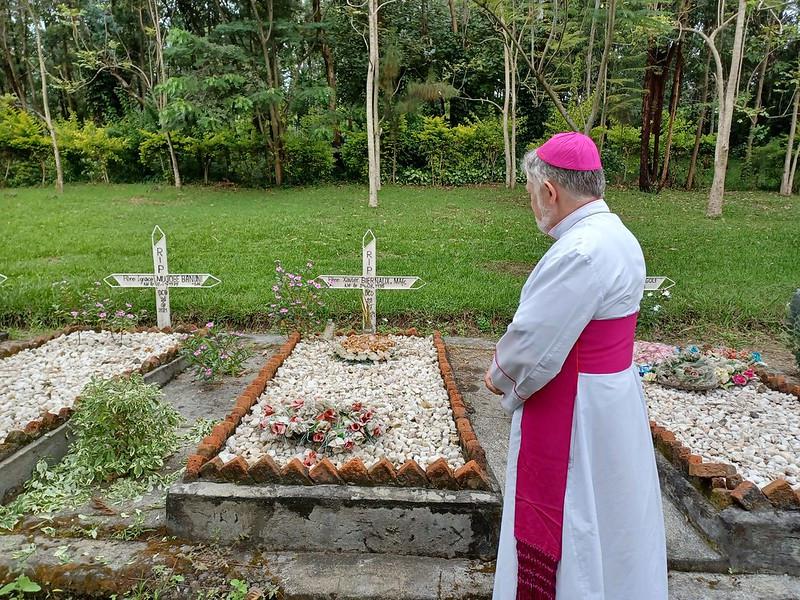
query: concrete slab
[{"left": 167, "top": 481, "right": 502, "bottom": 559}]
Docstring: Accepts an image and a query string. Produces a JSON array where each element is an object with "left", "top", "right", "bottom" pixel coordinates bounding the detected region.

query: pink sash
[{"left": 514, "top": 314, "right": 638, "bottom": 599}]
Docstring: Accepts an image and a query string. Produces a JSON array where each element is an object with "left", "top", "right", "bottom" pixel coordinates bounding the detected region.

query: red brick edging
[
  {"left": 650, "top": 420, "right": 800, "bottom": 512},
  {"left": 185, "top": 330, "right": 492, "bottom": 491},
  {"left": 754, "top": 366, "right": 800, "bottom": 399},
  {"left": 0, "top": 325, "right": 197, "bottom": 462}
]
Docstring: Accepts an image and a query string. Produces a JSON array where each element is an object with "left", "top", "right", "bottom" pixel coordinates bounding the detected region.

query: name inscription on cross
[
  {"left": 317, "top": 230, "right": 425, "bottom": 333},
  {"left": 644, "top": 276, "right": 675, "bottom": 291},
  {"left": 104, "top": 226, "right": 221, "bottom": 328}
]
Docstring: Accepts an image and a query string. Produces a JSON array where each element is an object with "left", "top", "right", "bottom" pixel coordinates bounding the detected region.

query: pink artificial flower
[
  {"left": 372, "top": 426, "right": 383, "bottom": 437},
  {"left": 743, "top": 369, "right": 755, "bottom": 379},
  {"left": 290, "top": 398, "right": 305, "bottom": 410},
  {"left": 303, "top": 451, "right": 318, "bottom": 467},
  {"left": 312, "top": 432, "right": 325, "bottom": 443},
  {"left": 290, "top": 416, "right": 301, "bottom": 424},
  {"left": 125, "top": 303, "right": 132, "bottom": 308},
  {"left": 206, "top": 321, "right": 214, "bottom": 329},
  {"left": 98, "top": 312, "right": 107, "bottom": 318},
  {"left": 348, "top": 421, "right": 363, "bottom": 432},
  {"left": 259, "top": 418, "right": 269, "bottom": 430},
  {"left": 271, "top": 422, "right": 287, "bottom": 435},
  {"left": 360, "top": 410, "right": 374, "bottom": 423},
  {"left": 263, "top": 405, "right": 275, "bottom": 417},
  {"left": 732, "top": 374, "right": 748, "bottom": 386},
  {"left": 344, "top": 439, "right": 355, "bottom": 450},
  {"left": 352, "top": 402, "right": 363, "bottom": 412}
]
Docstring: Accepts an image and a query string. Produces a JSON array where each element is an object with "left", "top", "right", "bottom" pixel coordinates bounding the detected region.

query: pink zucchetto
[{"left": 536, "top": 132, "right": 602, "bottom": 171}]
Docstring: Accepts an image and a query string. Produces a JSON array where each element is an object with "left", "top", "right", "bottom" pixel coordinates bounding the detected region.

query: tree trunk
[
  {"left": 250, "top": 0, "right": 284, "bottom": 185},
  {"left": 313, "top": 0, "right": 340, "bottom": 148},
  {"left": 639, "top": 40, "right": 676, "bottom": 191},
  {"left": 707, "top": 0, "right": 747, "bottom": 217},
  {"left": 584, "top": 0, "right": 615, "bottom": 134},
  {"left": 788, "top": 136, "right": 800, "bottom": 194},
  {"left": 598, "top": 74, "right": 608, "bottom": 154},
  {"left": 27, "top": 0, "right": 63, "bottom": 193},
  {"left": 366, "top": 0, "right": 379, "bottom": 207},
  {"left": 745, "top": 49, "right": 769, "bottom": 168},
  {"left": 659, "top": 42, "right": 684, "bottom": 190},
  {"left": 448, "top": 0, "right": 458, "bottom": 33},
  {"left": 686, "top": 50, "right": 711, "bottom": 190},
  {"left": 165, "top": 132, "right": 182, "bottom": 188},
  {"left": 502, "top": 30, "right": 511, "bottom": 188},
  {"left": 781, "top": 86, "right": 799, "bottom": 196},
  {"left": 584, "top": 0, "right": 601, "bottom": 102},
  {"left": 510, "top": 41, "right": 517, "bottom": 188}
]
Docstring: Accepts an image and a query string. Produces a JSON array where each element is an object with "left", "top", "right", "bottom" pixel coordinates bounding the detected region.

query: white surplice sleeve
[{"left": 489, "top": 247, "right": 606, "bottom": 415}]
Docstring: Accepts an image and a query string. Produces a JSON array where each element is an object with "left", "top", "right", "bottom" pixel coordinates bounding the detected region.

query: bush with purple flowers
[
  {"left": 181, "top": 322, "right": 253, "bottom": 381},
  {"left": 55, "top": 280, "right": 147, "bottom": 330},
  {"left": 269, "top": 260, "right": 327, "bottom": 333}
]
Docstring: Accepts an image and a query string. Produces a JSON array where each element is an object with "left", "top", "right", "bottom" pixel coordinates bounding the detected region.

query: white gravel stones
[
  {"left": 645, "top": 382, "right": 800, "bottom": 489},
  {"left": 228, "top": 335, "right": 466, "bottom": 471},
  {"left": 0, "top": 330, "right": 184, "bottom": 441}
]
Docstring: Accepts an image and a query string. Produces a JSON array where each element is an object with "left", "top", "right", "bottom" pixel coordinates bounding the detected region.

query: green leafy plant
[
  {"left": 0, "top": 376, "right": 181, "bottom": 530},
  {"left": 0, "top": 575, "right": 41, "bottom": 598},
  {"left": 269, "top": 260, "right": 327, "bottom": 333},
  {"left": 637, "top": 288, "right": 672, "bottom": 334},
  {"left": 181, "top": 324, "right": 253, "bottom": 381}
]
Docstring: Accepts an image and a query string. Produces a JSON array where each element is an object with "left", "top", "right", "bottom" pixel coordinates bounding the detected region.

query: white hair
[{"left": 522, "top": 150, "right": 606, "bottom": 200}]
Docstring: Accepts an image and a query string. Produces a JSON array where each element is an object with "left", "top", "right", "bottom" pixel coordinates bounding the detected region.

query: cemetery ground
[{"left": 1, "top": 183, "right": 800, "bottom": 599}]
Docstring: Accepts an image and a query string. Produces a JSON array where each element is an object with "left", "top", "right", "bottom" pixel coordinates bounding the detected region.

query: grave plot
[
  {"left": 169, "top": 331, "right": 501, "bottom": 560},
  {"left": 0, "top": 328, "right": 186, "bottom": 466},
  {"left": 636, "top": 341, "right": 800, "bottom": 574}
]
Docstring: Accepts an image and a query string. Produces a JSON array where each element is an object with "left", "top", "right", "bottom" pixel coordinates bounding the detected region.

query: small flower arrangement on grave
[
  {"left": 332, "top": 333, "right": 396, "bottom": 362},
  {"left": 259, "top": 398, "right": 385, "bottom": 457},
  {"left": 651, "top": 345, "right": 760, "bottom": 391},
  {"left": 55, "top": 280, "right": 148, "bottom": 330},
  {"left": 269, "top": 260, "right": 327, "bottom": 334},
  {"left": 181, "top": 322, "right": 253, "bottom": 381}
]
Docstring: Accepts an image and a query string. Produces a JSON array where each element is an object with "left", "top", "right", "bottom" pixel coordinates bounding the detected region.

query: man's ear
[{"left": 543, "top": 180, "right": 558, "bottom": 206}]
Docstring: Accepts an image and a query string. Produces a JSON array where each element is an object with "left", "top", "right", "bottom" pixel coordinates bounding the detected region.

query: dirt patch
[{"left": 482, "top": 261, "right": 533, "bottom": 277}]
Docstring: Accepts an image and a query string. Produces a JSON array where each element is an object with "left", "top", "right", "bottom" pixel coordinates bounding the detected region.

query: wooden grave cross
[
  {"left": 104, "top": 226, "right": 220, "bottom": 328},
  {"left": 316, "top": 230, "right": 425, "bottom": 333}
]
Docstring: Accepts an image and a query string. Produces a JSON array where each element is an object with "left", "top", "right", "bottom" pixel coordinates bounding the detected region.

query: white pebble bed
[
  {"left": 646, "top": 383, "right": 800, "bottom": 489},
  {"left": 0, "top": 330, "right": 184, "bottom": 441},
  {"left": 227, "top": 336, "right": 466, "bottom": 471}
]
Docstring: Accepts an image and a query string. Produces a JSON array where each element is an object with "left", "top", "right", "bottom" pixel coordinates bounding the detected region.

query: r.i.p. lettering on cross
[{"left": 104, "top": 226, "right": 221, "bottom": 328}]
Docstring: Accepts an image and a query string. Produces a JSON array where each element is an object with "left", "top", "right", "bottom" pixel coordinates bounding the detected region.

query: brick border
[
  {"left": 0, "top": 325, "right": 200, "bottom": 462},
  {"left": 651, "top": 419, "right": 800, "bottom": 512},
  {"left": 185, "top": 330, "right": 492, "bottom": 491},
  {"left": 754, "top": 365, "right": 800, "bottom": 399}
]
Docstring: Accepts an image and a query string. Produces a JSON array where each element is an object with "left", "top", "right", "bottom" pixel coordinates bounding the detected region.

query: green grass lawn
[{"left": 0, "top": 183, "right": 798, "bottom": 341}]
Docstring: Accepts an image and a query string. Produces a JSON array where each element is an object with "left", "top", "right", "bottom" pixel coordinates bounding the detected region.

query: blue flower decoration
[
  {"left": 638, "top": 364, "right": 652, "bottom": 376},
  {"left": 688, "top": 345, "right": 700, "bottom": 354},
  {"left": 751, "top": 351, "right": 763, "bottom": 363}
]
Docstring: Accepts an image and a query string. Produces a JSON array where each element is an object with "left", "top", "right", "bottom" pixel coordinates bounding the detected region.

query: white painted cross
[
  {"left": 317, "top": 230, "right": 425, "bottom": 333},
  {"left": 644, "top": 276, "right": 675, "bottom": 291},
  {"left": 104, "top": 226, "right": 221, "bottom": 328},
  {"left": 0, "top": 274, "right": 6, "bottom": 286}
]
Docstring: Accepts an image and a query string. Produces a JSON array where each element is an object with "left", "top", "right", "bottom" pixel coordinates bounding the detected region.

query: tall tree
[{"left": 685, "top": 0, "right": 748, "bottom": 217}]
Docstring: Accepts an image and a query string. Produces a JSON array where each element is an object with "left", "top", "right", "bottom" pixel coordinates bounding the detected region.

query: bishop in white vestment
[{"left": 485, "top": 132, "right": 668, "bottom": 600}]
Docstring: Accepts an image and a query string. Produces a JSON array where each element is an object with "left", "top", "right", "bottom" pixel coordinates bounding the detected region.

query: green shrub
[
  {"left": 341, "top": 130, "right": 369, "bottom": 181},
  {"left": 284, "top": 131, "right": 334, "bottom": 184}
]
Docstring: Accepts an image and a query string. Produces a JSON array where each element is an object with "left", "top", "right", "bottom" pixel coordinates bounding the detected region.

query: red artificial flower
[
  {"left": 348, "top": 421, "right": 363, "bottom": 432},
  {"left": 317, "top": 409, "right": 337, "bottom": 423},
  {"left": 360, "top": 410, "right": 374, "bottom": 423},
  {"left": 290, "top": 398, "right": 305, "bottom": 410},
  {"left": 303, "top": 451, "right": 318, "bottom": 467},
  {"left": 271, "top": 422, "right": 287, "bottom": 435},
  {"left": 262, "top": 405, "right": 275, "bottom": 417},
  {"left": 312, "top": 432, "right": 325, "bottom": 443},
  {"left": 344, "top": 439, "right": 355, "bottom": 450},
  {"left": 372, "top": 426, "right": 382, "bottom": 437},
  {"left": 352, "top": 402, "right": 363, "bottom": 412}
]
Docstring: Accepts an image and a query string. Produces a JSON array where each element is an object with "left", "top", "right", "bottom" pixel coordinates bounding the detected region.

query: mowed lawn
[{"left": 0, "top": 183, "right": 798, "bottom": 338}]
